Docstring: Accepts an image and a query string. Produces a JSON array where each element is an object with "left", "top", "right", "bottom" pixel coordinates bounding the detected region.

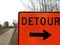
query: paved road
[
  {"left": 0, "top": 28, "right": 15, "bottom": 45},
  {"left": 9, "top": 29, "right": 18, "bottom": 45}
]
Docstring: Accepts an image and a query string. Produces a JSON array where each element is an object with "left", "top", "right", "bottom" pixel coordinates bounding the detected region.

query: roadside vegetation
[
  {"left": 21, "top": 0, "right": 60, "bottom": 11},
  {"left": 0, "top": 20, "right": 17, "bottom": 35}
]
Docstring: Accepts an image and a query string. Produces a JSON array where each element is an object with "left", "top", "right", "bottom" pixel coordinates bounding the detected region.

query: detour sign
[{"left": 18, "top": 12, "right": 60, "bottom": 45}]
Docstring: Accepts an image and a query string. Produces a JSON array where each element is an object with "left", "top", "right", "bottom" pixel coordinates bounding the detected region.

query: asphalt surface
[
  {"left": 0, "top": 28, "right": 15, "bottom": 45},
  {"left": 9, "top": 29, "right": 18, "bottom": 45}
]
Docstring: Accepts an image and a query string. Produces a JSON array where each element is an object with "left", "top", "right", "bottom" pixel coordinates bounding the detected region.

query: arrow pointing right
[{"left": 30, "top": 30, "right": 51, "bottom": 40}]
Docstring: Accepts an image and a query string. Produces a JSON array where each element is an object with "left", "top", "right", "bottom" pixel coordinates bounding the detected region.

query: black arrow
[{"left": 30, "top": 30, "right": 51, "bottom": 40}]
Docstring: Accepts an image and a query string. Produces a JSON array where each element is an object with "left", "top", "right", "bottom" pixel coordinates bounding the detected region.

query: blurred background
[{"left": 0, "top": 0, "right": 20, "bottom": 45}]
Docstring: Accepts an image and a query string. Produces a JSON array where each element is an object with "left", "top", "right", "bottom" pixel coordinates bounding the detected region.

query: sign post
[{"left": 18, "top": 12, "right": 60, "bottom": 45}]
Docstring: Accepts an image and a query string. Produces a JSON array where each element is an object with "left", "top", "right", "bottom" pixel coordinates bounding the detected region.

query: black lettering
[
  {"left": 40, "top": 17, "right": 46, "bottom": 25},
  {"left": 48, "top": 17, "right": 53, "bottom": 25},
  {"left": 22, "top": 17, "right": 27, "bottom": 25},
  {"left": 29, "top": 17, "right": 33, "bottom": 25},
  {"left": 55, "top": 17, "right": 60, "bottom": 25},
  {"left": 34, "top": 17, "right": 39, "bottom": 25}
]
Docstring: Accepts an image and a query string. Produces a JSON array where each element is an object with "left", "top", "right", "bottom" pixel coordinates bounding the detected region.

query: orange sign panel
[{"left": 18, "top": 12, "right": 60, "bottom": 45}]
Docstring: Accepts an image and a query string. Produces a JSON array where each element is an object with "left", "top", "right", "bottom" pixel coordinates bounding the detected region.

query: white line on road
[{"left": 0, "top": 28, "right": 15, "bottom": 45}]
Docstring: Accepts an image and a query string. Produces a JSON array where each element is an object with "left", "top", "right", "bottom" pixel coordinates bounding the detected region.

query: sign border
[{"left": 18, "top": 12, "right": 60, "bottom": 45}]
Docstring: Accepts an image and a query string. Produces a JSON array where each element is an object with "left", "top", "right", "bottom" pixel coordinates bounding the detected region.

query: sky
[
  {"left": 0, "top": 0, "right": 60, "bottom": 25},
  {"left": 0, "top": 0, "right": 25, "bottom": 25}
]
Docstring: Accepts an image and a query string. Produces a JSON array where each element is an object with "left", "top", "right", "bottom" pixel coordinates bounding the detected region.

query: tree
[
  {"left": 0, "top": 24, "right": 2, "bottom": 29},
  {"left": 13, "top": 20, "right": 17, "bottom": 27},
  {"left": 20, "top": 0, "right": 60, "bottom": 11},
  {"left": 4, "top": 21, "right": 9, "bottom": 28}
]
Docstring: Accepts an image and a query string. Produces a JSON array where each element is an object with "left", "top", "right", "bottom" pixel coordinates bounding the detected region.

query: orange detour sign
[{"left": 18, "top": 12, "right": 60, "bottom": 45}]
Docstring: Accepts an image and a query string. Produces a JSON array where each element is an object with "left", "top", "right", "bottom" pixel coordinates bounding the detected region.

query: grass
[{"left": 0, "top": 28, "right": 10, "bottom": 35}]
